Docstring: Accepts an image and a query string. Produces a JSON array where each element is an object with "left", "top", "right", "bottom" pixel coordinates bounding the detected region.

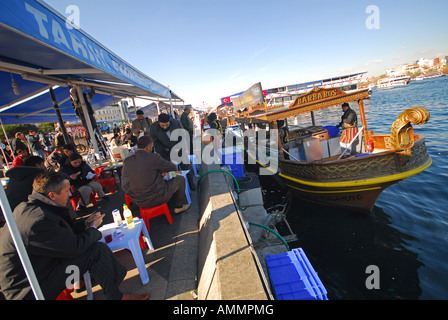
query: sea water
[{"left": 262, "top": 77, "right": 448, "bottom": 299}]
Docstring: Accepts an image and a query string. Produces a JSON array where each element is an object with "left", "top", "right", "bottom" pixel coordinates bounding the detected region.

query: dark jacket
[
  {"left": 44, "top": 150, "right": 62, "bottom": 172},
  {"left": 121, "top": 150, "right": 177, "bottom": 208},
  {"left": 131, "top": 117, "right": 152, "bottom": 136},
  {"left": 338, "top": 107, "right": 358, "bottom": 128},
  {"left": 149, "top": 118, "right": 184, "bottom": 161},
  {"left": 180, "top": 112, "right": 194, "bottom": 134},
  {"left": 122, "top": 134, "right": 138, "bottom": 147},
  {"left": 26, "top": 134, "right": 42, "bottom": 152},
  {"left": 59, "top": 161, "right": 95, "bottom": 189},
  {"left": 11, "top": 138, "right": 28, "bottom": 155},
  {"left": 0, "top": 191, "right": 101, "bottom": 300},
  {"left": 5, "top": 166, "right": 44, "bottom": 211}
]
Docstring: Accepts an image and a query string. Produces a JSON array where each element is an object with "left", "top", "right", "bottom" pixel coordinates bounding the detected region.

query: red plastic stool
[
  {"left": 124, "top": 193, "right": 133, "bottom": 208},
  {"left": 125, "top": 194, "right": 173, "bottom": 233},
  {"left": 70, "top": 192, "right": 97, "bottom": 211},
  {"left": 56, "top": 288, "right": 74, "bottom": 300},
  {"left": 140, "top": 204, "right": 173, "bottom": 233},
  {"left": 96, "top": 177, "right": 118, "bottom": 194}
]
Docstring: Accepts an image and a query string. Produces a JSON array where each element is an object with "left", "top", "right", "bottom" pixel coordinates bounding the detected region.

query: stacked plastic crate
[{"left": 265, "top": 248, "right": 328, "bottom": 300}]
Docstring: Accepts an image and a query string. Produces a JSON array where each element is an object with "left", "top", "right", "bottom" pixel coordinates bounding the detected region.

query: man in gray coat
[
  {"left": 121, "top": 136, "right": 190, "bottom": 213},
  {"left": 131, "top": 109, "right": 152, "bottom": 137}
]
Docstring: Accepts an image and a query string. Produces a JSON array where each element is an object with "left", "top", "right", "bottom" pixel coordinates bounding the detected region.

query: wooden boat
[{"left": 235, "top": 85, "right": 432, "bottom": 214}]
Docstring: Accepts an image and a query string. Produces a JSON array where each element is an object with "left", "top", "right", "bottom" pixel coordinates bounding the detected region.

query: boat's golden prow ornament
[{"left": 390, "top": 107, "right": 430, "bottom": 155}]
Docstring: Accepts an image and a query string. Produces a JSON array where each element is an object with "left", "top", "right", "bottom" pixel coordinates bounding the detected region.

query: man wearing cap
[
  {"left": 149, "top": 113, "right": 184, "bottom": 161},
  {"left": 121, "top": 136, "right": 190, "bottom": 214},
  {"left": 131, "top": 110, "right": 152, "bottom": 137},
  {"left": 180, "top": 106, "right": 194, "bottom": 154},
  {"left": 336, "top": 102, "right": 358, "bottom": 158}
]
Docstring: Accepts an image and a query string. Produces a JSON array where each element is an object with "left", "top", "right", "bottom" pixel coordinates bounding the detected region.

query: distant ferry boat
[
  {"left": 377, "top": 75, "right": 411, "bottom": 89},
  {"left": 415, "top": 72, "right": 445, "bottom": 81},
  {"left": 265, "top": 72, "right": 369, "bottom": 109},
  {"left": 220, "top": 72, "right": 369, "bottom": 110}
]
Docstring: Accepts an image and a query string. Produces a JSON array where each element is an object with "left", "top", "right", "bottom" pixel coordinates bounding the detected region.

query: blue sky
[{"left": 43, "top": 0, "right": 448, "bottom": 108}]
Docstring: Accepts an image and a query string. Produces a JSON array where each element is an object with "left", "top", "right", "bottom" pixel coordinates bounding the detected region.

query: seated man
[
  {"left": 122, "top": 129, "right": 138, "bottom": 148},
  {"left": 0, "top": 172, "right": 148, "bottom": 300},
  {"left": 44, "top": 145, "right": 63, "bottom": 172},
  {"left": 6, "top": 156, "right": 46, "bottom": 211},
  {"left": 12, "top": 148, "right": 28, "bottom": 167},
  {"left": 58, "top": 144, "right": 75, "bottom": 166},
  {"left": 121, "top": 136, "right": 190, "bottom": 214},
  {"left": 110, "top": 133, "right": 128, "bottom": 160}
]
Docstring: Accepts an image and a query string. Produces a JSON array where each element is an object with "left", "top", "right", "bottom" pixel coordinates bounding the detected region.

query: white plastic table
[{"left": 99, "top": 218, "right": 153, "bottom": 285}]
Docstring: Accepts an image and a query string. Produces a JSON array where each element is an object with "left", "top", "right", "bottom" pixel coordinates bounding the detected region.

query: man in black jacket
[
  {"left": 5, "top": 156, "right": 46, "bottom": 211},
  {"left": 336, "top": 102, "right": 358, "bottom": 157},
  {"left": 0, "top": 172, "right": 148, "bottom": 300},
  {"left": 11, "top": 132, "right": 28, "bottom": 156},
  {"left": 149, "top": 113, "right": 184, "bottom": 161}
]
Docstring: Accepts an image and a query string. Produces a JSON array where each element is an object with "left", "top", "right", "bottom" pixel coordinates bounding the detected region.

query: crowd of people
[
  {"left": 0, "top": 106, "right": 221, "bottom": 300},
  {"left": 1, "top": 129, "right": 73, "bottom": 168}
]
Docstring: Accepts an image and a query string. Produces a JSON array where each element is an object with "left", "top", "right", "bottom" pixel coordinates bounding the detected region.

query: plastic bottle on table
[
  {"left": 112, "top": 209, "right": 123, "bottom": 229},
  {"left": 123, "top": 204, "right": 135, "bottom": 229}
]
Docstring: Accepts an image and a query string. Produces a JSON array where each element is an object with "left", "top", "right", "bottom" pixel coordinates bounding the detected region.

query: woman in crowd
[{"left": 60, "top": 152, "right": 107, "bottom": 210}]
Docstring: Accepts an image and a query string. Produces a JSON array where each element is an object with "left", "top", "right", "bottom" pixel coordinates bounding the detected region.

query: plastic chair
[
  {"left": 189, "top": 155, "right": 199, "bottom": 177},
  {"left": 56, "top": 288, "right": 74, "bottom": 300},
  {"left": 56, "top": 272, "right": 93, "bottom": 300},
  {"left": 70, "top": 191, "right": 97, "bottom": 211},
  {"left": 125, "top": 194, "right": 173, "bottom": 233},
  {"left": 96, "top": 177, "right": 118, "bottom": 194}
]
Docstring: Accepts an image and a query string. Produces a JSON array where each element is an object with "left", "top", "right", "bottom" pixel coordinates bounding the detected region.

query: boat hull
[
  {"left": 281, "top": 176, "right": 397, "bottom": 214},
  {"left": 278, "top": 136, "right": 432, "bottom": 214}
]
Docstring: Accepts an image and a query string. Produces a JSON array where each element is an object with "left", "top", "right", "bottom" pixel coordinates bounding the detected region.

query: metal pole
[
  {"left": 0, "top": 117, "right": 11, "bottom": 170},
  {"left": 0, "top": 186, "right": 44, "bottom": 300},
  {"left": 49, "top": 87, "right": 70, "bottom": 145},
  {"left": 358, "top": 99, "right": 369, "bottom": 152},
  {"left": 169, "top": 90, "right": 174, "bottom": 118},
  {"left": 75, "top": 85, "right": 102, "bottom": 166},
  {"left": 132, "top": 97, "right": 137, "bottom": 113}
]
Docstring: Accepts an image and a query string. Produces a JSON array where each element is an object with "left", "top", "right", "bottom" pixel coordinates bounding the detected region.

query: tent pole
[
  {"left": 49, "top": 87, "right": 70, "bottom": 145},
  {"left": 169, "top": 90, "right": 175, "bottom": 118},
  {"left": 0, "top": 117, "right": 12, "bottom": 170},
  {"left": 75, "top": 85, "right": 102, "bottom": 166},
  {"left": 132, "top": 98, "right": 137, "bottom": 112},
  {"left": 0, "top": 186, "right": 44, "bottom": 300}
]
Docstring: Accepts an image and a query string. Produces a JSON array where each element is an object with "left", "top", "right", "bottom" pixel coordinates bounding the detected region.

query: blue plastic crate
[
  {"left": 265, "top": 248, "right": 328, "bottom": 300},
  {"left": 221, "top": 151, "right": 245, "bottom": 178},
  {"left": 322, "top": 125, "right": 339, "bottom": 138}
]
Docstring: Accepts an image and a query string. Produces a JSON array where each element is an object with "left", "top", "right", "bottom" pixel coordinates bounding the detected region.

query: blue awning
[
  {"left": 0, "top": 0, "right": 182, "bottom": 106},
  {"left": 137, "top": 102, "right": 159, "bottom": 117},
  {"left": 0, "top": 86, "right": 116, "bottom": 124}
]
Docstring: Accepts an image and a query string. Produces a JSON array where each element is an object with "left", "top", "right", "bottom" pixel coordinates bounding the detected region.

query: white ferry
[
  {"left": 415, "top": 72, "right": 445, "bottom": 81},
  {"left": 264, "top": 72, "right": 369, "bottom": 109},
  {"left": 219, "top": 72, "right": 370, "bottom": 112},
  {"left": 376, "top": 75, "right": 410, "bottom": 89}
]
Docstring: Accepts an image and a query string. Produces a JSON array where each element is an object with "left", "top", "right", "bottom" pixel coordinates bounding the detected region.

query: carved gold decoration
[
  {"left": 256, "top": 89, "right": 370, "bottom": 123},
  {"left": 390, "top": 107, "right": 430, "bottom": 156}
]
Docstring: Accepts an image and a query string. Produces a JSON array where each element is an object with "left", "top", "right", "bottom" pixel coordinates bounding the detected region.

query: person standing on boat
[
  {"left": 336, "top": 102, "right": 358, "bottom": 158},
  {"left": 277, "top": 120, "right": 290, "bottom": 160}
]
